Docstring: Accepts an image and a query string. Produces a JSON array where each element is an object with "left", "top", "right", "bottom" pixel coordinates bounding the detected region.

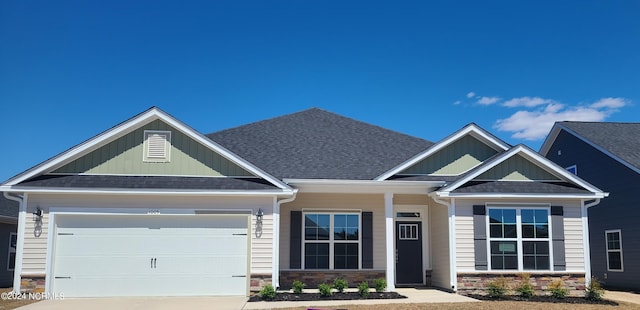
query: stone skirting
[
  {"left": 20, "top": 275, "right": 46, "bottom": 293},
  {"left": 279, "top": 270, "right": 386, "bottom": 289},
  {"left": 250, "top": 274, "right": 272, "bottom": 292},
  {"left": 457, "top": 273, "right": 586, "bottom": 297}
]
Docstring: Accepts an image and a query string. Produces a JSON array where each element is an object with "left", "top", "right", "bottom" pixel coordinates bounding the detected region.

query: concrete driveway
[{"left": 16, "top": 296, "right": 249, "bottom": 310}]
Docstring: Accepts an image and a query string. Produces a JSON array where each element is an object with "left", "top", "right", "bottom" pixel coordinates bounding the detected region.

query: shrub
[
  {"left": 515, "top": 273, "right": 535, "bottom": 298},
  {"left": 373, "top": 277, "right": 387, "bottom": 292},
  {"left": 357, "top": 281, "right": 370, "bottom": 297},
  {"left": 292, "top": 280, "right": 305, "bottom": 294},
  {"left": 486, "top": 277, "right": 509, "bottom": 298},
  {"left": 318, "top": 283, "right": 333, "bottom": 297},
  {"left": 333, "top": 278, "right": 348, "bottom": 293},
  {"left": 259, "top": 284, "right": 276, "bottom": 300},
  {"left": 548, "top": 279, "right": 568, "bottom": 299},
  {"left": 585, "top": 277, "right": 604, "bottom": 301}
]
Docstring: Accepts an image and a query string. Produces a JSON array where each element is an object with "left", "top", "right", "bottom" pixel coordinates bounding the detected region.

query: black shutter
[
  {"left": 290, "top": 211, "right": 302, "bottom": 269},
  {"left": 550, "top": 206, "right": 566, "bottom": 271},
  {"left": 362, "top": 212, "right": 373, "bottom": 269},
  {"left": 473, "top": 205, "right": 488, "bottom": 270}
]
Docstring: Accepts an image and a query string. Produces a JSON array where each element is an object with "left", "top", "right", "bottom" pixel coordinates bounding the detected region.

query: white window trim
[
  {"left": 7, "top": 232, "right": 16, "bottom": 271},
  {"left": 486, "top": 205, "right": 552, "bottom": 271},
  {"left": 301, "top": 211, "right": 362, "bottom": 270},
  {"left": 605, "top": 229, "right": 624, "bottom": 272},
  {"left": 398, "top": 223, "right": 419, "bottom": 240},
  {"left": 143, "top": 130, "right": 172, "bottom": 162}
]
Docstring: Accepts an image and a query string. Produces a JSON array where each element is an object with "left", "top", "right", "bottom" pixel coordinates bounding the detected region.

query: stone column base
[
  {"left": 457, "top": 273, "right": 586, "bottom": 297},
  {"left": 280, "top": 270, "right": 386, "bottom": 289},
  {"left": 20, "top": 275, "right": 46, "bottom": 293}
]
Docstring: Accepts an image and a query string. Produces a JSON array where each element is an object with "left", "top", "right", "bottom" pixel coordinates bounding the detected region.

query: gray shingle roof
[
  {"left": 561, "top": 122, "right": 640, "bottom": 170},
  {"left": 453, "top": 181, "right": 590, "bottom": 194},
  {"left": 18, "top": 175, "right": 279, "bottom": 191},
  {"left": 0, "top": 196, "right": 18, "bottom": 218},
  {"left": 207, "top": 108, "right": 434, "bottom": 180}
]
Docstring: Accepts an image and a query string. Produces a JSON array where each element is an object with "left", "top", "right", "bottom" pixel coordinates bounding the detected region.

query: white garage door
[{"left": 52, "top": 214, "right": 249, "bottom": 297}]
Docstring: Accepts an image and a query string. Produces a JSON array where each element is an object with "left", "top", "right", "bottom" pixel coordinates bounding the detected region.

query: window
[
  {"left": 143, "top": 130, "right": 171, "bottom": 162},
  {"left": 7, "top": 233, "right": 16, "bottom": 271},
  {"left": 303, "top": 212, "right": 360, "bottom": 270},
  {"left": 605, "top": 230, "right": 623, "bottom": 271},
  {"left": 565, "top": 165, "right": 577, "bottom": 175},
  {"left": 398, "top": 223, "right": 419, "bottom": 240},
  {"left": 488, "top": 207, "right": 550, "bottom": 271}
]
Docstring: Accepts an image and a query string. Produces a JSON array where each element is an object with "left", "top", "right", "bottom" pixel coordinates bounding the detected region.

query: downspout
[
  {"left": 429, "top": 193, "right": 457, "bottom": 292},
  {"left": 582, "top": 198, "right": 601, "bottom": 287},
  {"left": 4, "top": 192, "right": 24, "bottom": 294},
  {"left": 273, "top": 189, "right": 298, "bottom": 289}
]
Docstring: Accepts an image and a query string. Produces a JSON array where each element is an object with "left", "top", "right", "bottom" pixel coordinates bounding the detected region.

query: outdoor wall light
[
  {"left": 32, "top": 207, "right": 43, "bottom": 221},
  {"left": 256, "top": 208, "right": 264, "bottom": 225}
]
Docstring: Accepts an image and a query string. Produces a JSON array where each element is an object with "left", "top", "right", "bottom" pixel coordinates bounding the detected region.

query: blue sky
[{"left": 1, "top": 1, "right": 638, "bottom": 182}]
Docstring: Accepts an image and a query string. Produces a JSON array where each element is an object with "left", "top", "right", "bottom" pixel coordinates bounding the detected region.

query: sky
[{"left": 1, "top": 1, "right": 639, "bottom": 182}]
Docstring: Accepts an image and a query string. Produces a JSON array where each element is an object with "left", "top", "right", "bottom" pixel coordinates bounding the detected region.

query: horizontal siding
[
  {"left": 430, "top": 202, "right": 450, "bottom": 288},
  {"left": 455, "top": 205, "right": 475, "bottom": 271},
  {"left": 21, "top": 209, "right": 49, "bottom": 275},
  {"left": 394, "top": 194, "right": 428, "bottom": 205},
  {"left": 564, "top": 206, "right": 585, "bottom": 270},
  {"left": 279, "top": 193, "right": 386, "bottom": 270}
]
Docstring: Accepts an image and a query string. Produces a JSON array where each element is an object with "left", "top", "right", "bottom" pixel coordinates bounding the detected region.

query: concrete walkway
[
  {"left": 16, "top": 288, "right": 478, "bottom": 310},
  {"left": 605, "top": 290, "right": 640, "bottom": 305}
]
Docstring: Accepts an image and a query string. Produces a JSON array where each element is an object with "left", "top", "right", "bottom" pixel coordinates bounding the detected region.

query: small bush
[
  {"left": 292, "top": 280, "right": 305, "bottom": 294},
  {"left": 515, "top": 273, "right": 535, "bottom": 298},
  {"left": 373, "top": 277, "right": 387, "bottom": 292},
  {"left": 548, "top": 279, "right": 568, "bottom": 299},
  {"left": 333, "top": 278, "right": 348, "bottom": 293},
  {"left": 486, "top": 277, "right": 509, "bottom": 298},
  {"left": 318, "top": 283, "right": 333, "bottom": 297},
  {"left": 357, "top": 281, "right": 370, "bottom": 297},
  {"left": 585, "top": 277, "right": 604, "bottom": 301},
  {"left": 259, "top": 284, "right": 276, "bottom": 300}
]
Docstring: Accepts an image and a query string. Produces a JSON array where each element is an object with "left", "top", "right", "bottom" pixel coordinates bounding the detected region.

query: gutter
[
  {"left": 429, "top": 193, "right": 457, "bottom": 292},
  {"left": 3, "top": 192, "right": 24, "bottom": 294},
  {"left": 273, "top": 189, "right": 298, "bottom": 289}
]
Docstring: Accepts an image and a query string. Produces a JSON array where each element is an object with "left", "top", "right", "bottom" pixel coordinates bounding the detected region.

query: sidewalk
[{"left": 605, "top": 290, "right": 640, "bottom": 305}]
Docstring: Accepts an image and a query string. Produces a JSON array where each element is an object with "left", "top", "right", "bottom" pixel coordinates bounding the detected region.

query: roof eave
[
  {"left": 0, "top": 185, "right": 294, "bottom": 197},
  {"left": 283, "top": 178, "right": 444, "bottom": 194}
]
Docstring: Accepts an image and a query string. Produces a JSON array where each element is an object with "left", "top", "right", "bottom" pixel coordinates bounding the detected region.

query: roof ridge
[{"left": 560, "top": 121, "right": 640, "bottom": 125}]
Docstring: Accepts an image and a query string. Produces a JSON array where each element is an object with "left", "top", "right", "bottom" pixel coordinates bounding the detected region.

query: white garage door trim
[{"left": 50, "top": 212, "right": 251, "bottom": 297}]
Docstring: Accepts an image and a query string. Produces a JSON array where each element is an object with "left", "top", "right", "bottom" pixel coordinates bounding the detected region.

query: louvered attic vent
[{"left": 143, "top": 130, "right": 171, "bottom": 162}]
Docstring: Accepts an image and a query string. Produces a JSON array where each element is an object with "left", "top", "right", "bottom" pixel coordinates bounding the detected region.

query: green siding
[
  {"left": 53, "top": 120, "right": 254, "bottom": 177},
  {"left": 401, "top": 135, "right": 498, "bottom": 175},
  {"left": 476, "top": 155, "right": 560, "bottom": 181}
]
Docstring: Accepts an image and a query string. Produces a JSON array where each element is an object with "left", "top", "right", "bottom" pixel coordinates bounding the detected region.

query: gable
[
  {"left": 475, "top": 154, "right": 560, "bottom": 181},
  {"left": 399, "top": 135, "right": 498, "bottom": 175},
  {"left": 52, "top": 119, "right": 254, "bottom": 177}
]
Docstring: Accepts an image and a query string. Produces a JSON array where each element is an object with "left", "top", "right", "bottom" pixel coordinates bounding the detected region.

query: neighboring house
[
  {"left": 0, "top": 107, "right": 606, "bottom": 298},
  {"left": 0, "top": 195, "right": 18, "bottom": 287},
  {"left": 541, "top": 121, "right": 640, "bottom": 291}
]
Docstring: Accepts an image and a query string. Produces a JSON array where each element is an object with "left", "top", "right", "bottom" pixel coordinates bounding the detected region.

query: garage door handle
[
  {"left": 55, "top": 276, "right": 71, "bottom": 279},
  {"left": 232, "top": 275, "right": 246, "bottom": 278}
]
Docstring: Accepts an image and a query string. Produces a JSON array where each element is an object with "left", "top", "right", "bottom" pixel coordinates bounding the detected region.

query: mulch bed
[
  {"left": 466, "top": 294, "right": 619, "bottom": 305},
  {"left": 248, "top": 292, "right": 407, "bottom": 302}
]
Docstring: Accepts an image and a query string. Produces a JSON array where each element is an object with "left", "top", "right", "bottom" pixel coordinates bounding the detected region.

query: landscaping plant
[
  {"left": 374, "top": 277, "right": 387, "bottom": 292},
  {"left": 259, "top": 284, "right": 276, "bottom": 300},
  {"left": 357, "top": 281, "right": 370, "bottom": 297},
  {"left": 585, "top": 277, "right": 604, "bottom": 301},
  {"left": 486, "top": 277, "right": 509, "bottom": 298},
  {"left": 318, "top": 283, "right": 333, "bottom": 297},
  {"left": 515, "top": 273, "right": 535, "bottom": 298},
  {"left": 333, "top": 278, "right": 348, "bottom": 293},
  {"left": 548, "top": 279, "right": 568, "bottom": 299},
  {"left": 292, "top": 280, "right": 305, "bottom": 294}
]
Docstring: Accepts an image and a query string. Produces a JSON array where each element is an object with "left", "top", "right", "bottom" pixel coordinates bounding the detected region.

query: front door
[{"left": 395, "top": 221, "right": 423, "bottom": 285}]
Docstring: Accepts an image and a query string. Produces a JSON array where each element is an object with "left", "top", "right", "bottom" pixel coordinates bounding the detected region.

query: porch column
[{"left": 384, "top": 192, "right": 395, "bottom": 291}]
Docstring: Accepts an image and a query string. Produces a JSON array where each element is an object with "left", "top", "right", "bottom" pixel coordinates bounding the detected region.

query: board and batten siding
[
  {"left": 476, "top": 155, "right": 560, "bottom": 181},
  {"left": 23, "top": 194, "right": 275, "bottom": 275},
  {"left": 279, "top": 193, "right": 386, "bottom": 270},
  {"left": 454, "top": 199, "right": 584, "bottom": 272},
  {"left": 52, "top": 119, "right": 253, "bottom": 177},
  {"left": 429, "top": 202, "right": 450, "bottom": 288}
]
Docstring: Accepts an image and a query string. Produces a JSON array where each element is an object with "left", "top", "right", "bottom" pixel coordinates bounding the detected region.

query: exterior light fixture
[
  {"left": 256, "top": 208, "right": 264, "bottom": 225},
  {"left": 32, "top": 207, "right": 43, "bottom": 221}
]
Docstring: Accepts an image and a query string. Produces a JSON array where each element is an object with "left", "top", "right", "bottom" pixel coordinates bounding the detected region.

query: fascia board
[{"left": 2, "top": 186, "right": 294, "bottom": 197}]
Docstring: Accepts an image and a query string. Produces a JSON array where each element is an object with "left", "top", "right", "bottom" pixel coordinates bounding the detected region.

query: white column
[
  {"left": 13, "top": 194, "right": 27, "bottom": 293},
  {"left": 448, "top": 198, "right": 457, "bottom": 291},
  {"left": 272, "top": 197, "right": 280, "bottom": 288},
  {"left": 384, "top": 192, "right": 395, "bottom": 291},
  {"left": 582, "top": 202, "right": 592, "bottom": 285}
]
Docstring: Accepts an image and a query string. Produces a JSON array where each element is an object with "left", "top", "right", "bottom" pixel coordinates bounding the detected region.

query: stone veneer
[
  {"left": 250, "top": 274, "right": 272, "bottom": 292},
  {"left": 21, "top": 275, "right": 46, "bottom": 293},
  {"left": 280, "top": 270, "right": 386, "bottom": 289},
  {"left": 457, "top": 273, "right": 586, "bottom": 297}
]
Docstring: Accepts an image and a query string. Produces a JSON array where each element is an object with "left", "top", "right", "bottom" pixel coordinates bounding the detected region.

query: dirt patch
[
  {"left": 248, "top": 291, "right": 407, "bottom": 302},
  {"left": 466, "top": 294, "right": 619, "bottom": 305}
]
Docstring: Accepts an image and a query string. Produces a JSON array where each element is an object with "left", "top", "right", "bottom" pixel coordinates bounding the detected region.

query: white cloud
[
  {"left": 494, "top": 104, "right": 611, "bottom": 140},
  {"left": 477, "top": 96, "right": 501, "bottom": 105},
  {"left": 590, "top": 97, "right": 628, "bottom": 109},
  {"left": 502, "top": 96, "right": 553, "bottom": 108},
  {"left": 453, "top": 100, "right": 461, "bottom": 105},
  {"left": 466, "top": 92, "right": 476, "bottom": 98}
]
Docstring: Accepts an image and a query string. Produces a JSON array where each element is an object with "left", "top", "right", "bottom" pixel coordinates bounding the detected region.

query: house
[
  {"left": 0, "top": 196, "right": 18, "bottom": 287},
  {"left": 541, "top": 121, "right": 639, "bottom": 291},
  {"left": 0, "top": 107, "right": 606, "bottom": 298}
]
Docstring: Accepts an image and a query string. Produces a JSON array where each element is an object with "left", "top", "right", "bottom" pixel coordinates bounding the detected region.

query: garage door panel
[{"left": 53, "top": 214, "right": 249, "bottom": 297}]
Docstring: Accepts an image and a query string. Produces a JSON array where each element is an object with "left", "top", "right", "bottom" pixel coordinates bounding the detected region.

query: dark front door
[{"left": 395, "top": 221, "right": 423, "bottom": 285}]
